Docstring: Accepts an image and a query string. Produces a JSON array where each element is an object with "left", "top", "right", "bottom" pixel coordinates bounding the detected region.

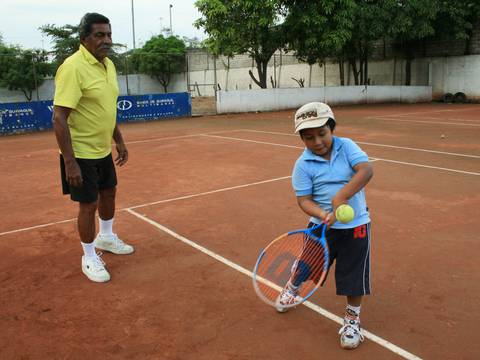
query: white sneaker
[
  {"left": 81, "top": 253, "right": 111, "bottom": 283},
  {"left": 94, "top": 233, "right": 134, "bottom": 255},
  {"left": 339, "top": 318, "right": 364, "bottom": 349},
  {"left": 275, "top": 284, "right": 299, "bottom": 313}
]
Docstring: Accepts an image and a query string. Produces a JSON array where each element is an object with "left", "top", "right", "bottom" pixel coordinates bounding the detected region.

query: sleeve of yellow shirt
[{"left": 53, "top": 62, "right": 82, "bottom": 109}]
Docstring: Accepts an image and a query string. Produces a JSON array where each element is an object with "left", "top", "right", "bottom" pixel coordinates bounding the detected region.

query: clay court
[{"left": 1, "top": 102, "right": 479, "bottom": 359}]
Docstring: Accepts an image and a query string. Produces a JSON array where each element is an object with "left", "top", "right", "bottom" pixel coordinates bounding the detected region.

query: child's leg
[
  {"left": 339, "top": 296, "right": 364, "bottom": 349},
  {"left": 346, "top": 296, "right": 362, "bottom": 319}
]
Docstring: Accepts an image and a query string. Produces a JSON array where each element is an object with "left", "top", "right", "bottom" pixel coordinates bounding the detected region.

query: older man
[{"left": 53, "top": 13, "right": 134, "bottom": 283}]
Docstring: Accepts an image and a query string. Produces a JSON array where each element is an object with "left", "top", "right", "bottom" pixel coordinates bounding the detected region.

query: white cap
[{"left": 294, "top": 102, "right": 335, "bottom": 133}]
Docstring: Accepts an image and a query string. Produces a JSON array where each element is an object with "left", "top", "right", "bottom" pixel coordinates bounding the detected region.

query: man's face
[
  {"left": 82, "top": 23, "right": 112, "bottom": 61},
  {"left": 300, "top": 126, "right": 334, "bottom": 158}
]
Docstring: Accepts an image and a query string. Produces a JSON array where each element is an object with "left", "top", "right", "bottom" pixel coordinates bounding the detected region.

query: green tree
[
  {"left": 0, "top": 45, "right": 51, "bottom": 101},
  {"left": 343, "top": 1, "right": 392, "bottom": 85},
  {"left": 39, "top": 24, "right": 79, "bottom": 68},
  {"left": 134, "top": 35, "right": 186, "bottom": 92},
  {"left": 388, "top": 0, "right": 439, "bottom": 85},
  {"left": 40, "top": 23, "right": 127, "bottom": 70},
  {"left": 434, "top": 0, "right": 480, "bottom": 55},
  {"left": 279, "top": 0, "right": 356, "bottom": 85},
  {"left": 195, "top": 0, "right": 286, "bottom": 89}
]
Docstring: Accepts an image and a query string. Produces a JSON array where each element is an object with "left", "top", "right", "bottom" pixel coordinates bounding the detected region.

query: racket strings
[
  {"left": 254, "top": 231, "right": 328, "bottom": 304},
  {"left": 290, "top": 234, "right": 328, "bottom": 289}
]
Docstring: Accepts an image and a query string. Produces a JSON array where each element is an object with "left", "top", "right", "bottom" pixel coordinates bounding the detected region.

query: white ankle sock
[
  {"left": 99, "top": 218, "right": 114, "bottom": 236},
  {"left": 81, "top": 242, "right": 96, "bottom": 258},
  {"left": 346, "top": 304, "right": 361, "bottom": 320}
]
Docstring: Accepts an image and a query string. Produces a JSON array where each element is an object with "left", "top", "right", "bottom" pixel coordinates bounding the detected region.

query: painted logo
[{"left": 117, "top": 99, "right": 133, "bottom": 111}]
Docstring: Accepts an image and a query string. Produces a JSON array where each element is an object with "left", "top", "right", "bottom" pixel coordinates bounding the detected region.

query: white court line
[
  {"left": 2, "top": 131, "right": 477, "bottom": 236},
  {"left": 395, "top": 115, "right": 480, "bottom": 122},
  {"left": 203, "top": 134, "right": 304, "bottom": 149},
  {"left": 239, "top": 129, "right": 480, "bottom": 159},
  {"left": 0, "top": 218, "right": 77, "bottom": 236},
  {"left": 376, "top": 107, "right": 480, "bottom": 117},
  {"left": 368, "top": 117, "right": 480, "bottom": 127},
  {"left": 126, "top": 208, "right": 423, "bottom": 360},
  {"left": 355, "top": 141, "right": 480, "bottom": 159},
  {"left": 128, "top": 175, "right": 292, "bottom": 210},
  {"left": 370, "top": 157, "right": 480, "bottom": 176},
  {"left": 0, "top": 130, "right": 243, "bottom": 160},
  {"left": 0, "top": 176, "right": 291, "bottom": 237},
  {"left": 202, "top": 134, "right": 480, "bottom": 176},
  {"left": 125, "top": 129, "right": 244, "bottom": 145}
]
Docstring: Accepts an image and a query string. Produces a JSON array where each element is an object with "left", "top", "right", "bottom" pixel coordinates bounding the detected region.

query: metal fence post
[
  {"left": 124, "top": 55, "right": 130, "bottom": 95},
  {"left": 213, "top": 53, "right": 217, "bottom": 101},
  {"left": 31, "top": 55, "right": 40, "bottom": 101}
]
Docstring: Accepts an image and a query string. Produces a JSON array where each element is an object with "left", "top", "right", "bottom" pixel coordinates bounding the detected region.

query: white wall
[
  {"left": 216, "top": 86, "right": 432, "bottom": 114},
  {"left": 1, "top": 54, "right": 478, "bottom": 103},
  {"left": 427, "top": 55, "right": 480, "bottom": 99}
]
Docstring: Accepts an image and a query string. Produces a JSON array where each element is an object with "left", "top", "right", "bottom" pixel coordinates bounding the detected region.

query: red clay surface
[{"left": 1, "top": 102, "right": 479, "bottom": 359}]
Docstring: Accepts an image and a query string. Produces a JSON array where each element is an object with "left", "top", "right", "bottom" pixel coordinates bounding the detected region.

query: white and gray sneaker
[
  {"left": 339, "top": 318, "right": 364, "bottom": 349},
  {"left": 94, "top": 233, "right": 134, "bottom": 255},
  {"left": 275, "top": 283, "right": 299, "bottom": 313},
  {"left": 81, "top": 253, "right": 111, "bottom": 283}
]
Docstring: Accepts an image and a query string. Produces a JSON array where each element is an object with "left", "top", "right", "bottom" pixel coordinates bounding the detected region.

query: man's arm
[
  {"left": 113, "top": 125, "right": 128, "bottom": 166},
  {"left": 52, "top": 105, "right": 83, "bottom": 188}
]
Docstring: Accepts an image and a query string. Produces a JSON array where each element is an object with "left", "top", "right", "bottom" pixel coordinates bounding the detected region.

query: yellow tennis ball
[{"left": 335, "top": 204, "right": 355, "bottom": 224}]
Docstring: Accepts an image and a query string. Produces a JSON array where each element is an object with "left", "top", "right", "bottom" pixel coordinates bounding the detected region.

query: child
[{"left": 276, "top": 102, "right": 374, "bottom": 350}]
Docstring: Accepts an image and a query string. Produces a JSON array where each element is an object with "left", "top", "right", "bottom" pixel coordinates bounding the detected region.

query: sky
[{"left": 0, "top": 0, "right": 206, "bottom": 51}]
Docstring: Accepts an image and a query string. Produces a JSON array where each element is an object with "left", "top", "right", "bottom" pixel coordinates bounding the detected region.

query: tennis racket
[{"left": 253, "top": 223, "right": 329, "bottom": 310}]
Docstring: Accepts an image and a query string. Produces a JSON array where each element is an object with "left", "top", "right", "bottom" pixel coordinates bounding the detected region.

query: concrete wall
[
  {"left": 216, "top": 86, "right": 432, "bottom": 114},
  {"left": 190, "top": 55, "right": 478, "bottom": 101},
  {"left": 427, "top": 55, "right": 480, "bottom": 100},
  {"left": 1, "top": 54, "right": 478, "bottom": 104}
]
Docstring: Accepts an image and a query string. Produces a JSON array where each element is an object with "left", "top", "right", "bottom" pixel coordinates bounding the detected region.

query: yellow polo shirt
[{"left": 54, "top": 44, "right": 119, "bottom": 159}]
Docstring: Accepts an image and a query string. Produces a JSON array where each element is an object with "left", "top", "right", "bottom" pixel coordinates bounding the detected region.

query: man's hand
[
  {"left": 64, "top": 158, "right": 83, "bottom": 188},
  {"left": 115, "top": 142, "right": 128, "bottom": 166}
]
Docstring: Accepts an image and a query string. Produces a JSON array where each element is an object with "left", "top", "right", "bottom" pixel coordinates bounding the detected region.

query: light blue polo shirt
[{"left": 292, "top": 136, "right": 370, "bottom": 229}]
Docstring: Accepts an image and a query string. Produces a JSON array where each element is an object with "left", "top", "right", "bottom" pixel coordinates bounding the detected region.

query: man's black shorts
[
  {"left": 60, "top": 153, "right": 117, "bottom": 203},
  {"left": 309, "top": 222, "right": 371, "bottom": 297}
]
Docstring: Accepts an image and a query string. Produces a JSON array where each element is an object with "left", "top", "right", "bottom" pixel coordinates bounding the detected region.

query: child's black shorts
[
  {"left": 60, "top": 153, "right": 117, "bottom": 203},
  {"left": 309, "top": 222, "right": 371, "bottom": 297}
]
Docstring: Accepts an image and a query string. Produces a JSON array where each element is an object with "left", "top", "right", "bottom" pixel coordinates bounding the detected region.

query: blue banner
[{"left": 0, "top": 92, "right": 191, "bottom": 135}]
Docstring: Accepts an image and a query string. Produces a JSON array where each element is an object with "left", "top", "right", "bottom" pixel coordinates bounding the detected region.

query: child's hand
[{"left": 322, "top": 212, "right": 336, "bottom": 228}]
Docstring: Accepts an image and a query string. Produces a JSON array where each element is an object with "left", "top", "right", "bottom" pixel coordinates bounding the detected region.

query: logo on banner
[{"left": 117, "top": 100, "right": 133, "bottom": 111}]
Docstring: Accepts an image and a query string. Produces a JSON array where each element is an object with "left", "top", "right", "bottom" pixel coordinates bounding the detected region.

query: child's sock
[{"left": 345, "top": 304, "right": 361, "bottom": 322}]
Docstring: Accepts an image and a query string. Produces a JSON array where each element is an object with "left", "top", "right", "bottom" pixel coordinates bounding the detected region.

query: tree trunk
[
  {"left": 339, "top": 60, "right": 345, "bottom": 86},
  {"left": 363, "top": 55, "right": 368, "bottom": 85},
  {"left": 464, "top": 26, "right": 473, "bottom": 55},
  {"left": 359, "top": 58, "right": 364, "bottom": 85},
  {"left": 404, "top": 42, "right": 414, "bottom": 86},
  {"left": 157, "top": 75, "right": 170, "bottom": 93},
  {"left": 349, "top": 59, "right": 359, "bottom": 85},
  {"left": 22, "top": 89, "right": 32, "bottom": 101},
  {"left": 247, "top": 56, "right": 269, "bottom": 89},
  {"left": 405, "top": 58, "right": 412, "bottom": 86}
]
